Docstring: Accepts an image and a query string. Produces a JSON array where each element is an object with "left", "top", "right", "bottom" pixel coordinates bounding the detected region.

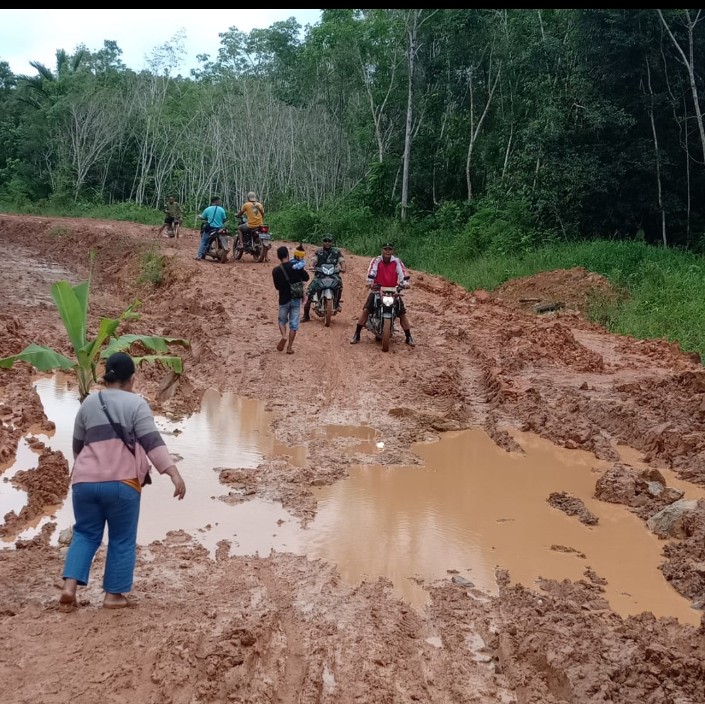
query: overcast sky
[{"left": 0, "top": 9, "right": 323, "bottom": 76}]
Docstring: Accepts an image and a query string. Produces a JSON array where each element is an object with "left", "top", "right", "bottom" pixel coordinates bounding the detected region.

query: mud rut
[{"left": 0, "top": 214, "right": 704, "bottom": 704}]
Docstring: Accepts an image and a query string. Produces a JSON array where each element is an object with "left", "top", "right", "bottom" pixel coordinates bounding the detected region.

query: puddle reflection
[
  {"left": 307, "top": 429, "right": 703, "bottom": 625},
  {"left": 1, "top": 378, "right": 308, "bottom": 553},
  {"left": 0, "top": 374, "right": 702, "bottom": 625}
]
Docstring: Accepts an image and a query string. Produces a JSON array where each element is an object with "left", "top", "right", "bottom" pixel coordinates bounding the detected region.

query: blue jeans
[
  {"left": 279, "top": 299, "right": 301, "bottom": 331},
  {"left": 199, "top": 228, "right": 229, "bottom": 258},
  {"left": 63, "top": 481, "right": 141, "bottom": 593},
  {"left": 197, "top": 227, "right": 214, "bottom": 258}
]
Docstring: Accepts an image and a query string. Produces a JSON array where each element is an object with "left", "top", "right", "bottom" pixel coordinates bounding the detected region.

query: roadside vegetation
[{"left": 5, "top": 195, "right": 705, "bottom": 360}]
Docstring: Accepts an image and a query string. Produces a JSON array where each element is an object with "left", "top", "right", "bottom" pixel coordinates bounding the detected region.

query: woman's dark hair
[{"left": 102, "top": 352, "right": 135, "bottom": 383}]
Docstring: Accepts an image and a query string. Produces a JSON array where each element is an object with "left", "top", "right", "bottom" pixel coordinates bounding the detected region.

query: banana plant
[{"left": 0, "top": 280, "right": 189, "bottom": 402}]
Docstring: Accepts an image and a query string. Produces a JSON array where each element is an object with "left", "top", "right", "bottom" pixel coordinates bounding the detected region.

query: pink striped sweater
[{"left": 71, "top": 388, "right": 173, "bottom": 485}]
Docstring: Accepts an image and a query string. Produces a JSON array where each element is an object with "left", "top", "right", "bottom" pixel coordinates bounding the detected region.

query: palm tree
[{"left": 19, "top": 48, "right": 87, "bottom": 107}]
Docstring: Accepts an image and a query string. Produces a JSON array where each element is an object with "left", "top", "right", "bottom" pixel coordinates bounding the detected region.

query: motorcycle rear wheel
[
  {"left": 324, "top": 297, "right": 333, "bottom": 327},
  {"left": 382, "top": 318, "right": 392, "bottom": 352},
  {"left": 255, "top": 241, "right": 266, "bottom": 263}
]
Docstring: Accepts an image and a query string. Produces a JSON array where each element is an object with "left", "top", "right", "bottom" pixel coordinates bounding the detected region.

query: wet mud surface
[{"left": 1, "top": 214, "right": 704, "bottom": 703}]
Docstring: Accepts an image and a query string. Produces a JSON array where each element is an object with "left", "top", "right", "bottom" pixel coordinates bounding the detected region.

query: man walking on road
[{"left": 272, "top": 245, "right": 309, "bottom": 354}]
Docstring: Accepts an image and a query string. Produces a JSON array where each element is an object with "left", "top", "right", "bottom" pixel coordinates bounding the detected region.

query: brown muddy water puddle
[{"left": 1, "top": 375, "right": 703, "bottom": 625}]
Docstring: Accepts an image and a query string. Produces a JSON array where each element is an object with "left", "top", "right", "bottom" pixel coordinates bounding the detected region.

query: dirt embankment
[{"left": 1, "top": 214, "right": 704, "bottom": 704}]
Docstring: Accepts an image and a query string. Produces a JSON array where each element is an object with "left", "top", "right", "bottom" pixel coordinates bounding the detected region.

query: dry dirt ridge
[{"left": 1, "top": 214, "right": 704, "bottom": 704}]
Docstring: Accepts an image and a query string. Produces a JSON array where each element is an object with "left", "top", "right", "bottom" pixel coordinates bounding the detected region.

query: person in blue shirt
[{"left": 195, "top": 196, "right": 227, "bottom": 260}]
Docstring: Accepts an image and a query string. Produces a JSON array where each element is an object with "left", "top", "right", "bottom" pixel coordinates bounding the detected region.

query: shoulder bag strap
[{"left": 98, "top": 391, "right": 135, "bottom": 456}]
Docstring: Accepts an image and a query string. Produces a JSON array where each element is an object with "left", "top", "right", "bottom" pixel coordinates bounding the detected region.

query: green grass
[
  {"left": 415, "top": 239, "right": 705, "bottom": 360},
  {"left": 137, "top": 247, "right": 165, "bottom": 287}
]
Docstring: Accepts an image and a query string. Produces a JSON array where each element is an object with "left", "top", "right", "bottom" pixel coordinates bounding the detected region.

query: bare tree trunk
[
  {"left": 359, "top": 46, "right": 400, "bottom": 164},
  {"left": 400, "top": 10, "right": 437, "bottom": 222},
  {"left": 465, "top": 56, "right": 501, "bottom": 201},
  {"left": 657, "top": 10, "right": 705, "bottom": 167},
  {"left": 645, "top": 57, "right": 667, "bottom": 246},
  {"left": 685, "top": 93, "right": 692, "bottom": 246},
  {"left": 400, "top": 10, "right": 418, "bottom": 223}
]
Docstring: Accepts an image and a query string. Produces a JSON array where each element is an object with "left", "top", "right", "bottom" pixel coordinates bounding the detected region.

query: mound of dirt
[{"left": 493, "top": 266, "right": 620, "bottom": 315}]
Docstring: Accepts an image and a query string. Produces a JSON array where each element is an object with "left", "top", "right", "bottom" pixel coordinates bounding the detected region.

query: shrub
[{"left": 137, "top": 247, "right": 165, "bottom": 286}]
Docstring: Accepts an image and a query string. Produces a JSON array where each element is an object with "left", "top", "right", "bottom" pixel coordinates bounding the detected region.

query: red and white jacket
[{"left": 366, "top": 255, "right": 408, "bottom": 288}]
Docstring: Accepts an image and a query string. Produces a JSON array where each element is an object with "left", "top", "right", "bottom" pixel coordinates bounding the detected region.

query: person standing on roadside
[
  {"left": 157, "top": 195, "right": 183, "bottom": 239},
  {"left": 272, "top": 245, "right": 309, "bottom": 354},
  {"left": 59, "top": 352, "right": 186, "bottom": 612},
  {"left": 195, "top": 196, "right": 227, "bottom": 260}
]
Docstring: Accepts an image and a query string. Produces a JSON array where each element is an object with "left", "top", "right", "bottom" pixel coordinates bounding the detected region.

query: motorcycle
[
  {"left": 166, "top": 218, "right": 182, "bottom": 239},
  {"left": 310, "top": 264, "right": 342, "bottom": 327},
  {"left": 202, "top": 225, "right": 232, "bottom": 263},
  {"left": 234, "top": 215, "right": 272, "bottom": 263},
  {"left": 366, "top": 283, "right": 406, "bottom": 352}
]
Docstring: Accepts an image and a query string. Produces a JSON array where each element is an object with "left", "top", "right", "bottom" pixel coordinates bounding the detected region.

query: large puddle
[{"left": 1, "top": 374, "right": 703, "bottom": 625}]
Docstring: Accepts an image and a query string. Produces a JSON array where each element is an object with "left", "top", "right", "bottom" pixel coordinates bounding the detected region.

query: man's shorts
[
  {"left": 278, "top": 300, "right": 302, "bottom": 331},
  {"left": 164, "top": 216, "right": 175, "bottom": 225},
  {"left": 364, "top": 291, "right": 406, "bottom": 316}
]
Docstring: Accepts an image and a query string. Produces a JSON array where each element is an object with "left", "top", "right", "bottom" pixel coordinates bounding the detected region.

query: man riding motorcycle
[
  {"left": 302, "top": 234, "right": 346, "bottom": 322},
  {"left": 350, "top": 242, "right": 415, "bottom": 347},
  {"left": 195, "top": 196, "right": 227, "bottom": 260},
  {"left": 236, "top": 191, "right": 265, "bottom": 252}
]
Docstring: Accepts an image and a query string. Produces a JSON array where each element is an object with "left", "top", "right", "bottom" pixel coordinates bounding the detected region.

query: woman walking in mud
[{"left": 59, "top": 352, "right": 186, "bottom": 611}]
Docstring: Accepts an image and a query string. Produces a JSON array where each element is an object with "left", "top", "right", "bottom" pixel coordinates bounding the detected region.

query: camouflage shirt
[{"left": 313, "top": 247, "right": 342, "bottom": 266}]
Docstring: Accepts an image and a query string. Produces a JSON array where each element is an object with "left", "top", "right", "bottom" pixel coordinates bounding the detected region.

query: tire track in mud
[{"left": 253, "top": 559, "right": 318, "bottom": 704}]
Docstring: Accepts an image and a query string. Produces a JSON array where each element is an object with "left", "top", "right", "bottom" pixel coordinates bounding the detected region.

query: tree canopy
[{"left": 2, "top": 10, "right": 705, "bottom": 248}]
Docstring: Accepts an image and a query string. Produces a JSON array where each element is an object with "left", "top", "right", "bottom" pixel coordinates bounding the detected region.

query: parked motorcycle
[
  {"left": 365, "top": 284, "right": 405, "bottom": 352},
  {"left": 310, "top": 264, "right": 342, "bottom": 327},
  {"left": 234, "top": 215, "right": 272, "bottom": 262},
  {"left": 202, "top": 225, "right": 232, "bottom": 263}
]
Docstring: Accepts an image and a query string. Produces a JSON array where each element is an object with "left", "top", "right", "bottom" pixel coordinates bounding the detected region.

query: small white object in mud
[{"left": 58, "top": 525, "right": 73, "bottom": 545}]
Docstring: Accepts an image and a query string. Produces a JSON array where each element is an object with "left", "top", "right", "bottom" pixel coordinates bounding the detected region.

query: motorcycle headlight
[{"left": 382, "top": 295, "right": 395, "bottom": 307}]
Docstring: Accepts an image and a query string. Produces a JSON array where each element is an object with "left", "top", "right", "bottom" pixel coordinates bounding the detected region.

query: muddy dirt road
[{"left": 1, "top": 214, "right": 704, "bottom": 703}]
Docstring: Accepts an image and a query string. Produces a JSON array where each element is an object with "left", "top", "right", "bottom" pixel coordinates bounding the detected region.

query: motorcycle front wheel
[
  {"left": 233, "top": 246, "right": 243, "bottom": 260},
  {"left": 324, "top": 297, "right": 333, "bottom": 327},
  {"left": 382, "top": 318, "right": 392, "bottom": 352}
]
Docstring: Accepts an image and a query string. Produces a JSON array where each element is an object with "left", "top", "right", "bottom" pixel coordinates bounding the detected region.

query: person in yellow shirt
[{"left": 236, "top": 191, "right": 265, "bottom": 252}]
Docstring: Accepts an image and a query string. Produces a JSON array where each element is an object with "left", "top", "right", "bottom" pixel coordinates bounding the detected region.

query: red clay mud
[{"left": 1, "top": 214, "right": 704, "bottom": 703}]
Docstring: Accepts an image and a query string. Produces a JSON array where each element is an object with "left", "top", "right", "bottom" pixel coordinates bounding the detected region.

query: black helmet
[{"left": 322, "top": 233, "right": 334, "bottom": 242}]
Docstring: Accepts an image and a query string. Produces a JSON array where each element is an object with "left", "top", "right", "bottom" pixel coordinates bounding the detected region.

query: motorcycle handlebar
[{"left": 370, "top": 283, "right": 406, "bottom": 294}]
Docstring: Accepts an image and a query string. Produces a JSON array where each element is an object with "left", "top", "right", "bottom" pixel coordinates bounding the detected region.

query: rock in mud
[
  {"left": 547, "top": 491, "right": 599, "bottom": 525},
  {"left": 646, "top": 499, "right": 703, "bottom": 539}
]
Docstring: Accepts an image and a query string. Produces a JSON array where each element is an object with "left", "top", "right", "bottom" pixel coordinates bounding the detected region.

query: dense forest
[{"left": 2, "top": 9, "right": 705, "bottom": 252}]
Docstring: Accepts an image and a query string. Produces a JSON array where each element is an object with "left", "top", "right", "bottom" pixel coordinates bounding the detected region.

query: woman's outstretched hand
[{"left": 165, "top": 466, "right": 186, "bottom": 500}]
